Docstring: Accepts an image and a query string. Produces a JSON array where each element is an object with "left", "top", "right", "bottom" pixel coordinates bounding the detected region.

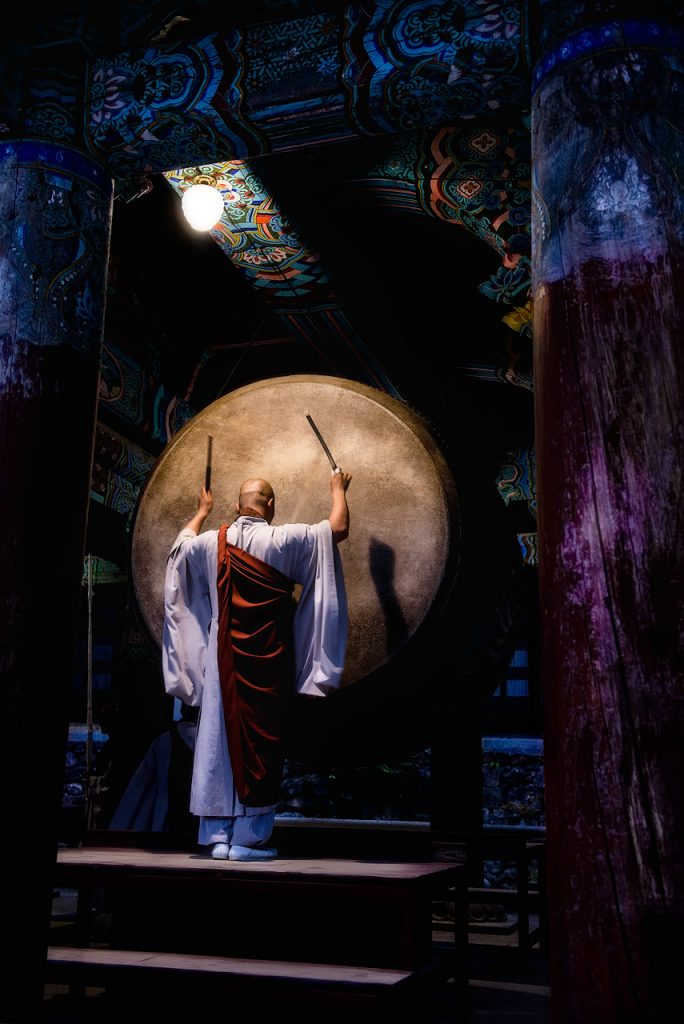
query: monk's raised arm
[
  {"left": 328, "top": 469, "right": 351, "bottom": 543},
  {"left": 182, "top": 486, "right": 214, "bottom": 536}
]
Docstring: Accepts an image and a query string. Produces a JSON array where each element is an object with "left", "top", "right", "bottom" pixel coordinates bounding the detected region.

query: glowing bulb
[{"left": 181, "top": 183, "right": 224, "bottom": 231}]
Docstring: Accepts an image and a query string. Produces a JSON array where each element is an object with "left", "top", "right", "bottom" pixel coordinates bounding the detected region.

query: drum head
[{"left": 131, "top": 375, "right": 459, "bottom": 685}]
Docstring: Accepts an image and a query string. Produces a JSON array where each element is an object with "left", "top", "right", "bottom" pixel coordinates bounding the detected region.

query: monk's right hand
[{"left": 330, "top": 468, "right": 352, "bottom": 492}]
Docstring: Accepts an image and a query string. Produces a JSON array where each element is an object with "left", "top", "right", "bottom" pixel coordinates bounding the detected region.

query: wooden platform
[
  {"left": 56, "top": 844, "right": 461, "bottom": 884},
  {"left": 50, "top": 844, "right": 467, "bottom": 1012}
]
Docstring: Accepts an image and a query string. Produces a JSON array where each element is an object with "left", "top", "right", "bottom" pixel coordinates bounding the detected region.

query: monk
[{"left": 162, "top": 469, "right": 351, "bottom": 860}]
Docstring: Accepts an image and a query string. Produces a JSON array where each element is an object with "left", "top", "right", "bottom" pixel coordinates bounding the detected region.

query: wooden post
[{"left": 531, "top": 16, "right": 684, "bottom": 1023}]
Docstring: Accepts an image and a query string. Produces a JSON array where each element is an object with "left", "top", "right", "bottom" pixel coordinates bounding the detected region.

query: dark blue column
[{"left": 0, "top": 140, "right": 113, "bottom": 1018}]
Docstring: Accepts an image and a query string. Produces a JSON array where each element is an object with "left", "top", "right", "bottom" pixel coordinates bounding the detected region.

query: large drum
[{"left": 131, "top": 375, "right": 459, "bottom": 687}]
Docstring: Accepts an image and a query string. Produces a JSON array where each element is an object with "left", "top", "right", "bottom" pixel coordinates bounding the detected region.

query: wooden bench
[{"left": 431, "top": 829, "right": 548, "bottom": 958}]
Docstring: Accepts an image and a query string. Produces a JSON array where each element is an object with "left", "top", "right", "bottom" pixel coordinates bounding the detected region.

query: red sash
[{"left": 216, "top": 523, "right": 295, "bottom": 806}]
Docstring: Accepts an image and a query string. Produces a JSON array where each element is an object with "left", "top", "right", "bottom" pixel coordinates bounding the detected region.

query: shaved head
[{"left": 237, "top": 478, "right": 275, "bottom": 522}]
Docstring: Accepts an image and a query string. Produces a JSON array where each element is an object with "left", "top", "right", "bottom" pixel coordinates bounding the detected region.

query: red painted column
[
  {"left": 531, "top": 17, "right": 684, "bottom": 1024},
  {"left": 0, "top": 141, "right": 113, "bottom": 1017}
]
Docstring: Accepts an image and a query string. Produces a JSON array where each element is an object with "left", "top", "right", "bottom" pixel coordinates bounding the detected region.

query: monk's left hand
[{"left": 198, "top": 486, "right": 214, "bottom": 517}]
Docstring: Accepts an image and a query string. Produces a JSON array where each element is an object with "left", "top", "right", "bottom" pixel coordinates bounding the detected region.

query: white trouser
[{"left": 198, "top": 810, "right": 276, "bottom": 847}]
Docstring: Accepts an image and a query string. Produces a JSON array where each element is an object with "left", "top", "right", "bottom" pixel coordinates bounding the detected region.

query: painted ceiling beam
[
  {"left": 0, "top": 3, "right": 530, "bottom": 397},
  {"left": 7, "top": 2, "right": 528, "bottom": 181}
]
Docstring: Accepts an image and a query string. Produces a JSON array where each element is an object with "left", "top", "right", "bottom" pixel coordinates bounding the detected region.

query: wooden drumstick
[
  {"left": 306, "top": 414, "right": 339, "bottom": 472},
  {"left": 205, "top": 435, "right": 213, "bottom": 490}
]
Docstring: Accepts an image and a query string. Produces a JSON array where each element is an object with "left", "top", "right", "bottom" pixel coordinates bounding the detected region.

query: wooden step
[
  {"left": 54, "top": 846, "right": 466, "bottom": 972},
  {"left": 46, "top": 946, "right": 414, "bottom": 1007}
]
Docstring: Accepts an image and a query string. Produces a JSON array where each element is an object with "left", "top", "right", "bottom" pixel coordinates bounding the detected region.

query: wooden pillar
[
  {"left": 0, "top": 140, "right": 113, "bottom": 1018},
  {"left": 531, "top": 14, "right": 684, "bottom": 1024}
]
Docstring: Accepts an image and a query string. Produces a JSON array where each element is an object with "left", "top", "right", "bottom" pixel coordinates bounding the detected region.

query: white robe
[{"left": 162, "top": 516, "right": 347, "bottom": 817}]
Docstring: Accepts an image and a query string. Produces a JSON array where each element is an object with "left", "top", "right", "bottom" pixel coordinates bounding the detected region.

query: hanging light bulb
[{"left": 181, "top": 183, "right": 225, "bottom": 231}]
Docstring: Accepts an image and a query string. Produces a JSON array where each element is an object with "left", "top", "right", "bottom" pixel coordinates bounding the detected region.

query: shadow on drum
[{"left": 369, "top": 537, "right": 409, "bottom": 656}]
